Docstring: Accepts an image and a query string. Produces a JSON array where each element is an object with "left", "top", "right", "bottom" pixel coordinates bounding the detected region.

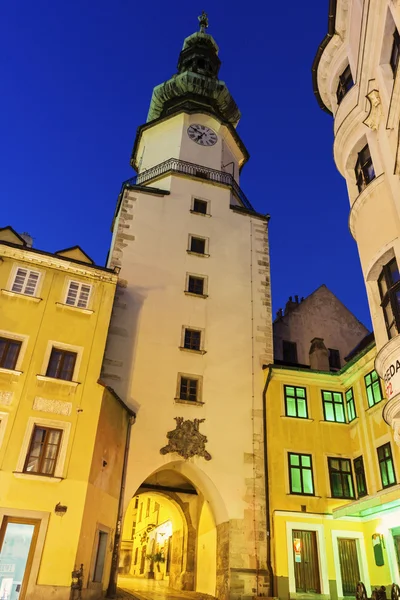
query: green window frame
[
  {"left": 377, "top": 443, "right": 396, "bottom": 489},
  {"left": 365, "top": 370, "right": 383, "bottom": 407},
  {"left": 284, "top": 385, "right": 308, "bottom": 419},
  {"left": 353, "top": 456, "right": 368, "bottom": 498},
  {"left": 345, "top": 388, "right": 357, "bottom": 422},
  {"left": 322, "top": 390, "right": 346, "bottom": 423},
  {"left": 288, "top": 453, "right": 314, "bottom": 496},
  {"left": 328, "top": 457, "right": 355, "bottom": 499}
]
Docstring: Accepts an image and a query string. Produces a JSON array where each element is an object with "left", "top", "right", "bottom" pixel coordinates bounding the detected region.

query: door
[
  {"left": 139, "top": 546, "right": 146, "bottom": 574},
  {"left": 0, "top": 517, "right": 40, "bottom": 600},
  {"left": 392, "top": 534, "right": 400, "bottom": 571},
  {"left": 338, "top": 538, "right": 360, "bottom": 596},
  {"left": 292, "top": 530, "right": 321, "bottom": 593}
]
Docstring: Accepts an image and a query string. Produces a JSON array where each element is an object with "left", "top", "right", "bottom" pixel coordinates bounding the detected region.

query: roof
[
  {"left": 344, "top": 331, "right": 375, "bottom": 362},
  {"left": 311, "top": 0, "right": 337, "bottom": 115}
]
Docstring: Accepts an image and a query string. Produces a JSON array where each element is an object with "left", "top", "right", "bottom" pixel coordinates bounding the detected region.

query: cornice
[{"left": 0, "top": 244, "right": 118, "bottom": 283}]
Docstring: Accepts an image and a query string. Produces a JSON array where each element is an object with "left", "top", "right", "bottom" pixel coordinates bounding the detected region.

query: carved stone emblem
[
  {"left": 0, "top": 391, "right": 13, "bottom": 406},
  {"left": 160, "top": 417, "right": 211, "bottom": 461},
  {"left": 33, "top": 397, "right": 72, "bottom": 416},
  {"left": 363, "top": 89, "right": 381, "bottom": 131}
]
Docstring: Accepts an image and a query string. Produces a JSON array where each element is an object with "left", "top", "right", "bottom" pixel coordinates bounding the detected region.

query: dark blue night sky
[{"left": 0, "top": 1, "right": 371, "bottom": 329}]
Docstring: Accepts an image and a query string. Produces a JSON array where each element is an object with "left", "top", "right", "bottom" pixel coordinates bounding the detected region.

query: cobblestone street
[{"left": 117, "top": 576, "right": 213, "bottom": 600}]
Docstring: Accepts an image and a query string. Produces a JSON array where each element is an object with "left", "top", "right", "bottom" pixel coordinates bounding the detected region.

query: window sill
[
  {"left": 190, "top": 210, "right": 211, "bottom": 217},
  {"left": 366, "top": 401, "right": 383, "bottom": 415},
  {"left": 13, "top": 471, "right": 63, "bottom": 483},
  {"left": 36, "top": 375, "right": 80, "bottom": 387},
  {"left": 319, "top": 420, "right": 348, "bottom": 425},
  {"left": 281, "top": 416, "right": 314, "bottom": 422},
  {"left": 184, "top": 291, "right": 208, "bottom": 299},
  {"left": 348, "top": 417, "right": 359, "bottom": 425},
  {"left": 287, "top": 493, "right": 321, "bottom": 498},
  {"left": 0, "top": 367, "right": 23, "bottom": 376},
  {"left": 327, "top": 496, "right": 356, "bottom": 500},
  {"left": 186, "top": 250, "right": 210, "bottom": 258},
  {"left": 55, "top": 302, "right": 93, "bottom": 315},
  {"left": 179, "top": 347, "right": 207, "bottom": 355},
  {"left": 174, "top": 398, "right": 204, "bottom": 407},
  {"left": 1, "top": 289, "right": 42, "bottom": 302}
]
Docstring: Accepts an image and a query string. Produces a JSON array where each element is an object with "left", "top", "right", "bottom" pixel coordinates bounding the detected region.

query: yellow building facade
[
  {"left": 0, "top": 227, "right": 133, "bottom": 600},
  {"left": 266, "top": 340, "right": 400, "bottom": 600}
]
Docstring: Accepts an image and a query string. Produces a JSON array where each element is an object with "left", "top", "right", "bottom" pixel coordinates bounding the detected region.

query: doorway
[
  {"left": 0, "top": 517, "right": 39, "bottom": 600},
  {"left": 338, "top": 538, "right": 360, "bottom": 596},
  {"left": 292, "top": 530, "right": 321, "bottom": 593},
  {"left": 391, "top": 528, "right": 400, "bottom": 572}
]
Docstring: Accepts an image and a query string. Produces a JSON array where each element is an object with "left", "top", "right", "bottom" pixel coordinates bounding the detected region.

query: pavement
[{"left": 116, "top": 575, "right": 212, "bottom": 600}]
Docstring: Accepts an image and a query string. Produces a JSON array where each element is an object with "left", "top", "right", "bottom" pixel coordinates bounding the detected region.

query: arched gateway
[{"left": 102, "top": 13, "right": 273, "bottom": 600}]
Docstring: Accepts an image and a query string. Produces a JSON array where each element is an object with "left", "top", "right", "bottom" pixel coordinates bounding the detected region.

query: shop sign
[
  {"left": 293, "top": 538, "right": 301, "bottom": 563},
  {"left": 383, "top": 358, "right": 400, "bottom": 399}
]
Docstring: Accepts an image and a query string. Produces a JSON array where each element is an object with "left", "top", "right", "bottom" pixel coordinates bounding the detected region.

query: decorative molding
[
  {"left": 33, "top": 397, "right": 72, "bottom": 416},
  {"left": 0, "top": 391, "right": 13, "bottom": 406},
  {"left": 363, "top": 89, "right": 381, "bottom": 130},
  {"left": 393, "top": 418, "right": 400, "bottom": 447},
  {"left": 160, "top": 417, "right": 211, "bottom": 461}
]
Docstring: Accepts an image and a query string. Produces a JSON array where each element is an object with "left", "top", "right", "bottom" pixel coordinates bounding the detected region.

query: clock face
[{"left": 187, "top": 124, "right": 218, "bottom": 146}]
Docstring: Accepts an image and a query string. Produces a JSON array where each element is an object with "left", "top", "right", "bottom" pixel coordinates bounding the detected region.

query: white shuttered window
[
  {"left": 11, "top": 268, "right": 40, "bottom": 296},
  {"left": 65, "top": 281, "right": 92, "bottom": 308}
]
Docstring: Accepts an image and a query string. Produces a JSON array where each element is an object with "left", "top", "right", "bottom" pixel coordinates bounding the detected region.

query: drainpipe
[
  {"left": 263, "top": 366, "right": 275, "bottom": 597},
  {"left": 106, "top": 409, "right": 135, "bottom": 598}
]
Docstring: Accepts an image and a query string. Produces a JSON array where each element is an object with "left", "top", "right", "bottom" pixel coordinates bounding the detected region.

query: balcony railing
[{"left": 123, "top": 158, "right": 253, "bottom": 210}]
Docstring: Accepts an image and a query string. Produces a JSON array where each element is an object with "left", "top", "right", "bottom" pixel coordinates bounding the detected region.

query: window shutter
[
  {"left": 11, "top": 268, "right": 40, "bottom": 296},
  {"left": 77, "top": 284, "right": 91, "bottom": 308},
  {"left": 66, "top": 282, "right": 79, "bottom": 306},
  {"left": 66, "top": 281, "right": 91, "bottom": 308}
]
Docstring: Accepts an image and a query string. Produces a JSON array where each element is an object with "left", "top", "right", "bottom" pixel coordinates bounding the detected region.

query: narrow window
[
  {"left": 355, "top": 144, "right": 375, "bottom": 193},
  {"left": 282, "top": 340, "right": 298, "bottom": 364},
  {"left": 184, "top": 329, "right": 201, "bottom": 351},
  {"left": 11, "top": 267, "right": 40, "bottom": 296},
  {"left": 0, "top": 338, "right": 22, "bottom": 370},
  {"left": 353, "top": 456, "right": 368, "bottom": 498},
  {"left": 336, "top": 64, "right": 354, "bottom": 104},
  {"left": 134, "top": 548, "right": 138, "bottom": 564},
  {"left": 322, "top": 390, "right": 346, "bottom": 423},
  {"left": 390, "top": 29, "right": 400, "bottom": 76},
  {"left": 377, "top": 443, "right": 396, "bottom": 488},
  {"left": 24, "top": 426, "right": 62, "bottom": 476},
  {"left": 364, "top": 370, "right": 383, "bottom": 407},
  {"left": 284, "top": 385, "right": 308, "bottom": 418},
  {"left": 93, "top": 531, "right": 108, "bottom": 582},
  {"left": 288, "top": 453, "right": 314, "bottom": 495},
  {"left": 138, "top": 503, "right": 143, "bottom": 522},
  {"left": 179, "top": 376, "right": 199, "bottom": 402},
  {"left": 192, "top": 199, "right": 208, "bottom": 215},
  {"left": 46, "top": 348, "right": 77, "bottom": 381},
  {"left": 187, "top": 275, "right": 205, "bottom": 295},
  {"left": 65, "top": 281, "right": 92, "bottom": 308},
  {"left": 378, "top": 258, "right": 400, "bottom": 339},
  {"left": 328, "top": 348, "right": 341, "bottom": 371},
  {"left": 145, "top": 498, "right": 151, "bottom": 518},
  {"left": 134, "top": 497, "right": 139, "bottom": 509},
  {"left": 190, "top": 236, "right": 206, "bottom": 255},
  {"left": 345, "top": 388, "right": 357, "bottom": 422},
  {"left": 328, "top": 457, "right": 355, "bottom": 498}
]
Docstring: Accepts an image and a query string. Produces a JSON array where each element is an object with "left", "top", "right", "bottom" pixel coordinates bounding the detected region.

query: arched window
[
  {"left": 378, "top": 258, "right": 400, "bottom": 338},
  {"left": 355, "top": 144, "right": 375, "bottom": 193}
]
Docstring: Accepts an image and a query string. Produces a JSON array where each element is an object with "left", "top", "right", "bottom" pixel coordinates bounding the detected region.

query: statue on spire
[{"left": 198, "top": 11, "right": 209, "bottom": 33}]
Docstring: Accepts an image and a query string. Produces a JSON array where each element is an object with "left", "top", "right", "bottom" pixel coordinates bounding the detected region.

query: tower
[
  {"left": 103, "top": 14, "right": 273, "bottom": 598},
  {"left": 313, "top": 0, "right": 400, "bottom": 443}
]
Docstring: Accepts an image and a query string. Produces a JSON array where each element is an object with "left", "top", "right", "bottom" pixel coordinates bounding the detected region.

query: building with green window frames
[{"left": 265, "top": 336, "right": 400, "bottom": 600}]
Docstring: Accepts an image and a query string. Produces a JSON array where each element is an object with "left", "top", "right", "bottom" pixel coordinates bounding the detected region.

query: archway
[{"left": 117, "top": 467, "right": 217, "bottom": 596}]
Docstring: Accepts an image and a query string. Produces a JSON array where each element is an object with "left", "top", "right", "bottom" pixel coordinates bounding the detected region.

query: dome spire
[{"left": 198, "top": 11, "right": 209, "bottom": 34}]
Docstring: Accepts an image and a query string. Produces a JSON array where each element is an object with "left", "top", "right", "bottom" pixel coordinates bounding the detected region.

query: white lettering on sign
[
  {"left": 0, "top": 564, "right": 15, "bottom": 573},
  {"left": 383, "top": 359, "right": 400, "bottom": 399}
]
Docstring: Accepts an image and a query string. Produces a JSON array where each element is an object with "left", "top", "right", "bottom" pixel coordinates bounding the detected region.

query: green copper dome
[{"left": 146, "top": 13, "right": 241, "bottom": 127}]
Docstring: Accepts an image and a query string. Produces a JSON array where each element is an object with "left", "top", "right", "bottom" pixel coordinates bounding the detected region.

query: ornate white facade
[{"left": 313, "top": 0, "right": 400, "bottom": 440}]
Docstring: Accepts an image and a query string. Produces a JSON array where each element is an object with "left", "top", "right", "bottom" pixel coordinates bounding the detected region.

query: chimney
[
  {"left": 20, "top": 232, "right": 33, "bottom": 248},
  {"left": 284, "top": 295, "right": 299, "bottom": 316},
  {"left": 309, "top": 337, "right": 330, "bottom": 371}
]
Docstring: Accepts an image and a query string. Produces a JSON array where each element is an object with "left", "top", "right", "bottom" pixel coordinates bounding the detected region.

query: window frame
[
  {"left": 355, "top": 144, "right": 375, "bottom": 193},
  {"left": 378, "top": 258, "right": 400, "bottom": 339},
  {"left": 65, "top": 280, "right": 92, "bottom": 309},
  {"left": 188, "top": 234, "right": 209, "bottom": 256},
  {"left": 92, "top": 530, "right": 108, "bottom": 583},
  {"left": 284, "top": 385, "right": 308, "bottom": 419},
  {"left": 282, "top": 340, "right": 298, "bottom": 364},
  {"left": 10, "top": 266, "right": 41, "bottom": 297},
  {"left": 191, "top": 198, "right": 208, "bottom": 215},
  {"left": 377, "top": 442, "right": 396, "bottom": 489},
  {"left": 176, "top": 373, "right": 202, "bottom": 403},
  {"left": 345, "top": 387, "right": 357, "bottom": 422},
  {"left": 0, "top": 337, "right": 22, "bottom": 371},
  {"left": 336, "top": 64, "right": 354, "bottom": 105},
  {"left": 328, "top": 457, "right": 355, "bottom": 499},
  {"left": 46, "top": 347, "right": 77, "bottom": 381},
  {"left": 328, "top": 348, "right": 341, "bottom": 371},
  {"left": 185, "top": 273, "right": 207, "bottom": 297},
  {"left": 183, "top": 328, "right": 202, "bottom": 351},
  {"left": 353, "top": 456, "right": 368, "bottom": 498},
  {"left": 322, "top": 390, "right": 346, "bottom": 423},
  {"left": 288, "top": 452, "right": 315, "bottom": 496},
  {"left": 23, "top": 425, "right": 63, "bottom": 477},
  {"left": 364, "top": 370, "right": 383, "bottom": 408}
]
